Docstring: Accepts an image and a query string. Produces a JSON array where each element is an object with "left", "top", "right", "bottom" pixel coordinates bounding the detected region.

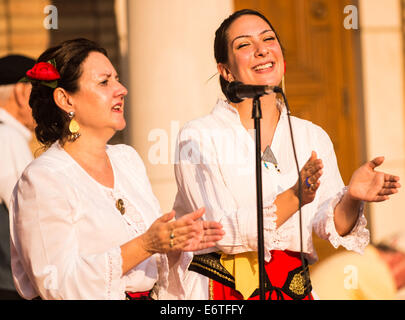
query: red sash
[
  {"left": 125, "top": 291, "right": 151, "bottom": 300},
  {"left": 210, "top": 250, "right": 313, "bottom": 300}
]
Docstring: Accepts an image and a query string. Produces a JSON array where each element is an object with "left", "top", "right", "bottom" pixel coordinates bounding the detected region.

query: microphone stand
[
  {"left": 252, "top": 89, "right": 306, "bottom": 301},
  {"left": 251, "top": 95, "right": 266, "bottom": 300},
  {"left": 230, "top": 82, "right": 307, "bottom": 300}
]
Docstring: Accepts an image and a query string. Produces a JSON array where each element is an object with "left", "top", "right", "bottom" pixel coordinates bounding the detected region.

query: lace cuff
[
  {"left": 243, "top": 195, "right": 277, "bottom": 251},
  {"left": 245, "top": 195, "right": 290, "bottom": 262},
  {"left": 325, "top": 187, "right": 370, "bottom": 254},
  {"left": 263, "top": 198, "right": 294, "bottom": 261},
  {"left": 263, "top": 199, "right": 278, "bottom": 232},
  {"left": 106, "top": 246, "right": 125, "bottom": 300}
]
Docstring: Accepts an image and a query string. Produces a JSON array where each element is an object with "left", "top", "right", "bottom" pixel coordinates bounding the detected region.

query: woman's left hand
[
  {"left": 169, "top": 208, "right": 225, "bottom": 252},
  {"left": 347, "top": 156, "right": 401, "bottom": 202}
]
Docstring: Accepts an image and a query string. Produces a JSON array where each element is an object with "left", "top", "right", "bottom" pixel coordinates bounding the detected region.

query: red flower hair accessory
[{"left": 20, "top": 59, "right": 60, "bottom": 89}]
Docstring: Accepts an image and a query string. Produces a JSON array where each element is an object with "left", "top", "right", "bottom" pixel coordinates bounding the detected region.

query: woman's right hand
[
  {"left": 292, "top": 151, "right": 323, "bottom": 206},
  {"left": 140, "top": 208, "right": 224, "bottom": 255}
]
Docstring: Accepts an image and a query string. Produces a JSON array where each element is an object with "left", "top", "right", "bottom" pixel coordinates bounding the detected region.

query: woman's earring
[
  {"left": 228, "top": 73, "right": 234, "bottom": 82},
  {"left": 68, "top": 111, "right": 81, "bottom": 141}
]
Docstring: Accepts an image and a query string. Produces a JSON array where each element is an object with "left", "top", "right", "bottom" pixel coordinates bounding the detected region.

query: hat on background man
[{"left": 0, "top": 54, "right": 36, "bottom": 85}]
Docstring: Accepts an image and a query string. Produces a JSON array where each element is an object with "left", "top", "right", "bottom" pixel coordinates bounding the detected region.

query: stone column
[
  {"left": 126, "top": 0, "right": 233, "bottom": 211},
  {"left": 359, "top": 0, "right": 405, "bottom": 242}
]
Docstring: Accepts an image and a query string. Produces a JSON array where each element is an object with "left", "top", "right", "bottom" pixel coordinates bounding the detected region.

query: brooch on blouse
[
  {"left": 115, "top": 198, "right": 126, "bottom": 215},
  {"left": 262, "top": 145, "right": 280, "bottom": 173}
]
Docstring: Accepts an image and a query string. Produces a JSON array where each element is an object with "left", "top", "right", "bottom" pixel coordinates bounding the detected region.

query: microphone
[{"left": 226, "top": 81, "right": 282, "bottom": 103}]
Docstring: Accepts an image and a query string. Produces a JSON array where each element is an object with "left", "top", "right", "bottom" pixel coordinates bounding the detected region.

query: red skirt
[
  {"left": 125, "top": 291, "right": 151, "bottom": 300},
  {"left": 209, "top": 250, "right": 313, "bottom": 300}
]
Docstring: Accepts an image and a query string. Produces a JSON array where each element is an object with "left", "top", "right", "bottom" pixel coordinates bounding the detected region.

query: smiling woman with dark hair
[
  {"left": 173, "top": 9, "right": 401, "bottom": 300},
  {"left": 9, "top": 38, "right": 224, "bottom": 300}
]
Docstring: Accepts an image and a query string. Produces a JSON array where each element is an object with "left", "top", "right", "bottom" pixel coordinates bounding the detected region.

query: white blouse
[
  {"left": 173, "top": 99, "right": 370, "bottom": 299},
  {"left": 0, "top": 108, "right": 33, "bottom": 209},
  {"left": 9, "top": 142, "right": 189, "bottom": 300}
]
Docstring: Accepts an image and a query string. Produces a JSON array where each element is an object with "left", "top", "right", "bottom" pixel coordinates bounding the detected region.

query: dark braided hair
[{"left": 29, "top": 38, "right": 107, "bottom": 147}]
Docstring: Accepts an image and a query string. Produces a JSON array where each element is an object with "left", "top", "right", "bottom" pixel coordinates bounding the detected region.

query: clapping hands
[
  {"left": 293, "top": 151, "right": 324, "bottom": 206},
  {"left": 141, "top": 208, "right": 224, "bottom": 254}
]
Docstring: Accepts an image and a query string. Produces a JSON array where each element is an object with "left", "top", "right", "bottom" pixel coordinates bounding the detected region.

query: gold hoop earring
[{"left": 68, "top": 111, "right": 81, "bottom": 141}]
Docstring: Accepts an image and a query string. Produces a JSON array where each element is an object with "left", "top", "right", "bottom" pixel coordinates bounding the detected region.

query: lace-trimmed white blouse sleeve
[{"left": 9, "top": 143, "right": 176, "bottom": 300}]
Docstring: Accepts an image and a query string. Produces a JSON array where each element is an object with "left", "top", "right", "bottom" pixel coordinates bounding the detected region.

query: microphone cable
[{"left": 275, "top": 88, "right": 309, "bottom": 285}]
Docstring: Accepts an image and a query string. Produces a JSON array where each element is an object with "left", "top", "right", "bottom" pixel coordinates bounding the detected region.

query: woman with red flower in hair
[{"left": 9, "top": 38, "right": 224, "bottom": 300}]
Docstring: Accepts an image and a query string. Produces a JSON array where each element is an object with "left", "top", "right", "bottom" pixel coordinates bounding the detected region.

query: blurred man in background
[
  {"left": 311, "top": 233, "right": 405, "bottom": 300},
  {"left": 0, "top": 54, "right": 36, "bottom": 299}
]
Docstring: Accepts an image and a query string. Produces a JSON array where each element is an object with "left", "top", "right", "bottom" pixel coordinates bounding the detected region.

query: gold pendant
[
  {"left": 115, "top": 198, "right": 125, "bottom": 215},
  {"left": 262, "top": 145, "right": 278, "bottom": 165}
]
